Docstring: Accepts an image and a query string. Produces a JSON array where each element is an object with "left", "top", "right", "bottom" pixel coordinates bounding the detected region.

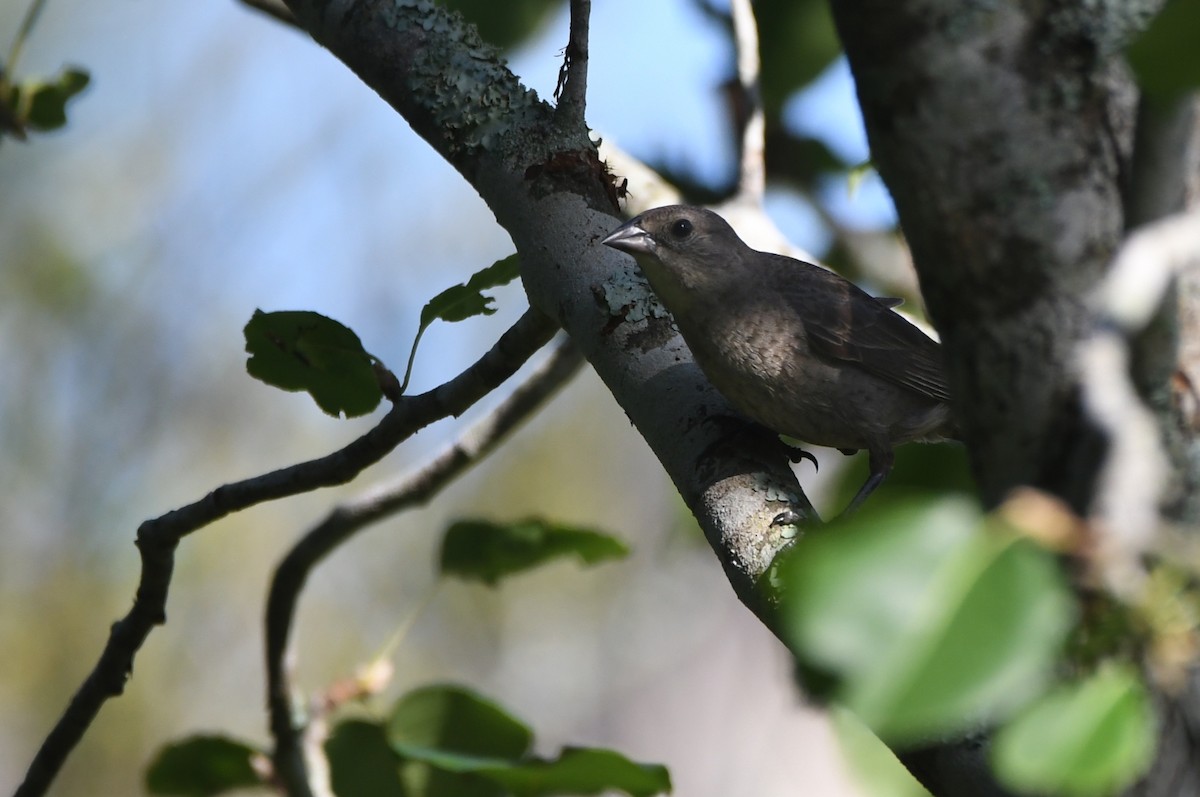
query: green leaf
[
  {"left": 992, "top": 665, "right": 1156, "bottom": 797},
  {"left": 756, "top": 0, "right": 842, "bottom": 116},
  {"left": 1127, "top": 1, "right": 1200, "bottom": 99},
  {"left": 486, "top": 747, "right": 671, "bottom": 797},
  {"left": 11, "top": 66, "right": 90, "bottom": 132},
  {"left": 243, "top": 309, "right": 382, "bottom": 418},
  {"left": 436, "top": 0, "right": 562, "bottom": 50},
  {"left": 439, "top": 518, "right": 629, "bottom": 586},
  {"left": 419, "top": 254, "right": 521, "bottom": 327},
  {"left": 829, "top": 707, "right": 932, "bottom": 797},
  {"left": 326, "top": 720, "right": 408, "bottom": 797},
  {"left": 401, "top": 746, "right": 671, "bottom": 797},
  {"left": 389, "top": 684, "right": 534, "bottom": 760},
  {"left": 830, "top": 443, "right": 976, "bottom": 511},
  {"left": 399, "top": 254, "right": 521, "bottom": 394},
  {"left": 389, "top": 684, "right": 532, "bottom": 797},
  {"left": 144, "top": 735, "right": 264, "bottom": 796},
  {"left": 385, "top": 685, "right": 670, "bottom": 797},
  {"left": 778, "top": 497, "right": 1075, "bottom": 744}
]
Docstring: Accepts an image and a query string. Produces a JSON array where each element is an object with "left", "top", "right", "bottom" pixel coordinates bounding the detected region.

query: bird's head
[{"left": 601, "top": 205, "right": 746, "bottom": 304}]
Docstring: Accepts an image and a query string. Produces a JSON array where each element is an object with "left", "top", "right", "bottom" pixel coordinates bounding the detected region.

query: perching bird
[{"left": 602, "top": 205, "right": 955, "bottom": 516}]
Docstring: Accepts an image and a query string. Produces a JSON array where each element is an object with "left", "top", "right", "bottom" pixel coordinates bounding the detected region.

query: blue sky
[{"left": 4, "top": 0, "right": 894, "bottom": 313}]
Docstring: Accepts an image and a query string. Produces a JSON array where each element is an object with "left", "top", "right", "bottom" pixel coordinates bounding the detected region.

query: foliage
[
  {"left": 436, "top": 0, "right": 563, "bottom": 51},
  {"left": 144, "top": 736, "right": 265, "bottom": 796},
  {"left": 754, "top": 0, "right": 842, "bottom": 115},
  {"left": 146, "top": 518, "right": 661, "bottom": 796},
  {"left": 440, "top": 518, "right": 629, "bottom": 586},
  {"left": 400, "top": 253, "right": 522, "bottom": 393},
  {"left": 244, "top": 309, "right": 384, "bottom": 418},
  {"left": 1127, "top": 0, "right": 1200, "bottom": 99},
  {"left": 16, "top": 0, "right": 1198, "bottom": 796},
  {"left": 774, "top": 495, "right": 1157, "bottom": 795},
  {"left": 0, "top": 66, "right": 89, "bottom": 139},
  {"left": 992, "top": 665, "right": 1155, "bottom": 797},
  {"left": 777, "top": 497, "right": 1075, "bottom": 742},
  {"left": 242, "top": 255, "right": 520, "bottom": 415}
]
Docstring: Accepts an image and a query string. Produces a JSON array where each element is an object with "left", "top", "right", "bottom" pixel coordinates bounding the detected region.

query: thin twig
[
  {"left": 729, "top": 0, "right": 765, "bottom": 202},
  {"left": 266, "top": 337, "right": 583, "bottom": 796},
  {"left": 13, "top": 308, "right": 559, "bottom": 797},
  {"left": 554, "top": 0, "right": 590, "bottom": 129},
  {"left": 5, "top": 0, "right": 49, "bottom": 75},
  {"left": 239, "top": 0, "right": 301, "bottom": 29}
]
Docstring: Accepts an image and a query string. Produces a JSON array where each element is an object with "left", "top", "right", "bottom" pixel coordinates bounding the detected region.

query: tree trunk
[{"left": 830, "top": 2, "right": 1200, "bottom": 794}]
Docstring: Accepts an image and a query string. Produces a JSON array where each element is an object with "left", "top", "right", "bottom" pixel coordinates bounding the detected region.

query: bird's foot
[
  {"left": 770, "top": 508, "right": 807, "bottom": 528},
  {"left": 784, "top": 445, "right": 819, "bottom": 472}
]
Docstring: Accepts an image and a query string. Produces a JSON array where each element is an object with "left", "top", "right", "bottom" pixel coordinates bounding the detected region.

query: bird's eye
[{"left": 669, "top": 218, "right": 693, "bottom": 239}]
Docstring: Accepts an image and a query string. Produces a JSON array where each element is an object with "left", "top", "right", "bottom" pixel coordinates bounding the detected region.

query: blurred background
[{"left": 0, "top": 0, "right": 913, "bottom": 794}]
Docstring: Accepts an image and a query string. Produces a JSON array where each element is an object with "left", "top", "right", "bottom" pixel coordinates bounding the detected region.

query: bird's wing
[{"left": 774, "top": 256, "right": 952, "bottom": 402}]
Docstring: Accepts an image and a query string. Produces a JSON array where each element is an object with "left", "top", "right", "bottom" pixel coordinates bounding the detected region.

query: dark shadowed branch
[
  {"left": 265, "top": 338, "right": 584, "bottom": 797},
  {"left": 14, "top": 308, "right": 558, "bottom": 797},
  {"left": 554, "top": 0, "right": 590, "bottom": 129},
  {"left": 830, "top": 0, "right": 1149, "bottom": 511}
]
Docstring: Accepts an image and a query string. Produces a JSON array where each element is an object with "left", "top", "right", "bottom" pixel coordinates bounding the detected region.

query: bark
[
  {"left": 274, "top": 1, "right": 1200, "bottom": 795},
  {"left": 281, "top": 0, "right": 814, "bottom": 606},
  {"left": 829, "top": 1, "right": 1200, "bottom": 795},
  {"left": 830, "top": 0, "right": 1158, "bottom": 511}
]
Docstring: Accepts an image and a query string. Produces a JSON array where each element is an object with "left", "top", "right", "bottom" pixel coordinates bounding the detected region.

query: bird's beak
[{"left": 601, "top": 220, "right": 655, "bottom": 255}]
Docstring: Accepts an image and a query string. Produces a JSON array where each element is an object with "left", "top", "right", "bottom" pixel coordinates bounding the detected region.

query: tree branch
[
  {"left": 280, "top": 0, "right": 816, "bottom": 612},
  {"left": 13, "top": 308, "right": 558, "bottom": 797},
  {"left": 265, "top": 338, "right": 584, "bottom": 797},
  {"left": 554, "top": 0, "right": 590, "bottom": 130},
  {"left": 829, "top": 2, "right": 1187, "bottom": 795},
  {"left": 729, "top": 0, "right": 764, "bottom": 203},
  {"left": 830, "top": 0, "right": 1155, "bottom": 512}
]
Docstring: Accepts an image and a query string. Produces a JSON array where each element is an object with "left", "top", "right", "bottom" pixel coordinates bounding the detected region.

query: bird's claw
[
  {"left": 786, "top": 447, "right": 819, "bottom": 472},
  {"left": 770, "top": 508, "right": 806, "bottom": 528}
]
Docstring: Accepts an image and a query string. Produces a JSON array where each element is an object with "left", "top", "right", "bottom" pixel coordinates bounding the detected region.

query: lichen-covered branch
[{"left": 278, "top": 0, "right": 814, "bottom": 603}]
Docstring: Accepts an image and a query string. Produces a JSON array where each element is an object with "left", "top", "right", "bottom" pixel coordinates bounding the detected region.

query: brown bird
[{"left": 602, "top": 205, "right": 954, "bottom": 517}]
